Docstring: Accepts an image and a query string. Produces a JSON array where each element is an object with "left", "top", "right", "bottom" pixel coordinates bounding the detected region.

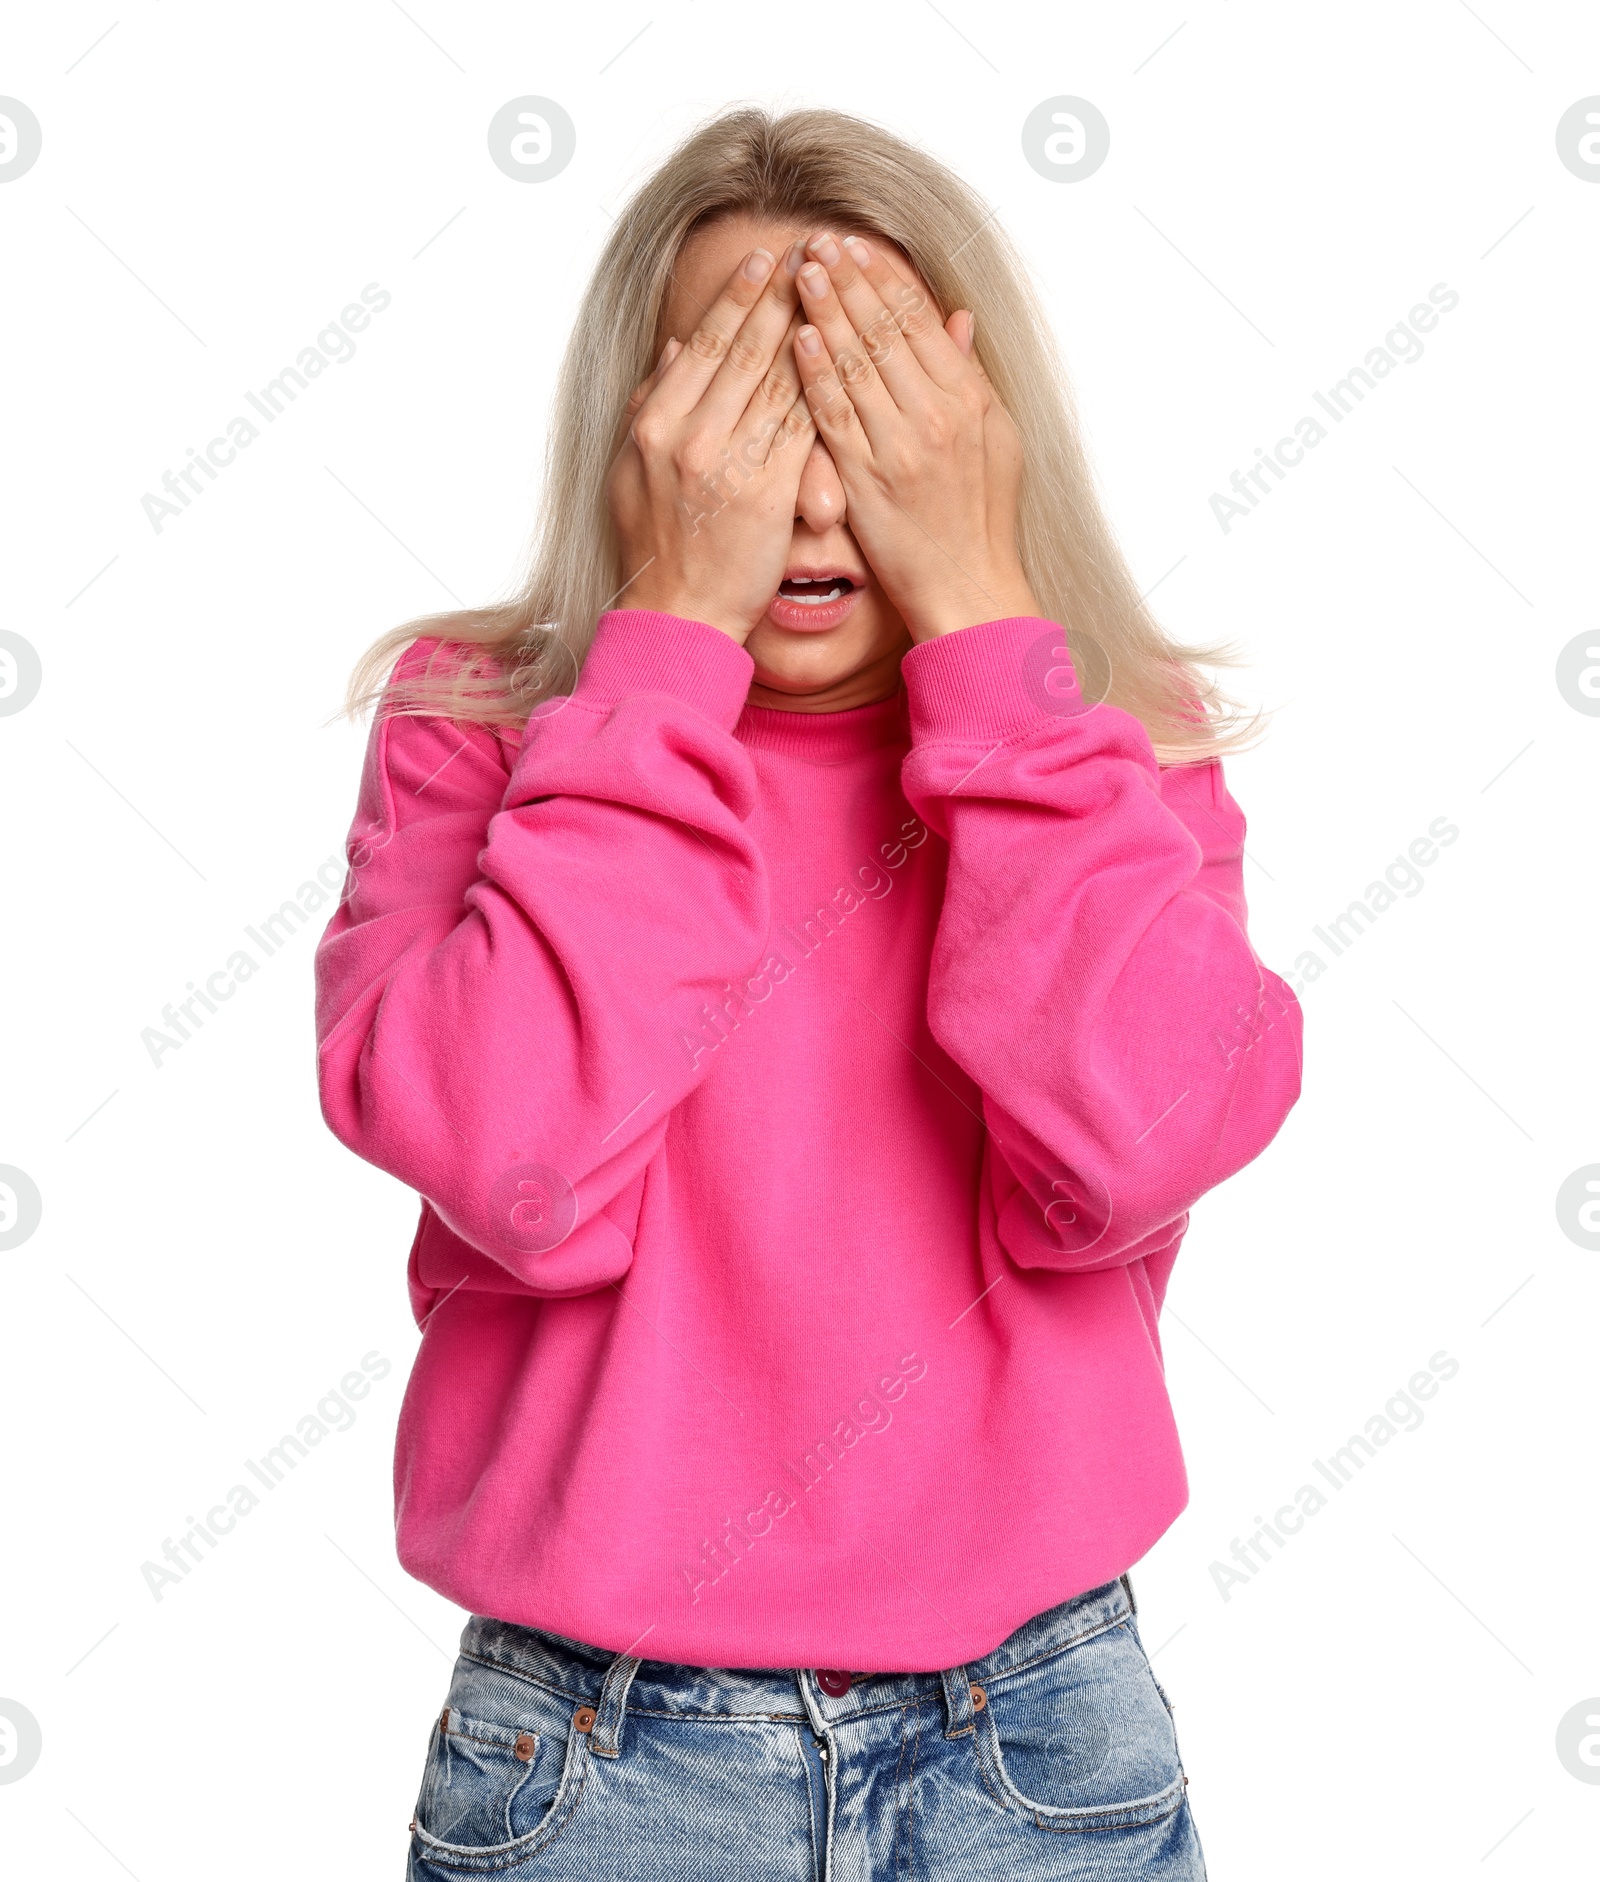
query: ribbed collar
[{"left": 734, "top": 686, "right": 910, "bottom": 762}]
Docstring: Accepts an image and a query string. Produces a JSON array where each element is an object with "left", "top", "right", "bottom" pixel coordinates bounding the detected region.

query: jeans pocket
[
  {"left": 972, "top": 1620, "right": 1187, "bottom": 1833},
  {"left": 411, "top": 1670, "right": 589, "bottom": 1873}
]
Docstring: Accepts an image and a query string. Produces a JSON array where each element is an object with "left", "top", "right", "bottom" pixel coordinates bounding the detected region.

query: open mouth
[
  {"left": 776, "top": 576, "right": 856, "bottom": 606},
  {"left": 766, "top": 571, "right": 865, "bottom": 633}
]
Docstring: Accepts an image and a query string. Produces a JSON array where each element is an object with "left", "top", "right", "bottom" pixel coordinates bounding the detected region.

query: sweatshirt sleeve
[
  {"left": 314, "top": 610, "right": 767, "bottom": 1294},
  {"left": 899, "top": 615, "right": 1303, "bottom": 1273}
]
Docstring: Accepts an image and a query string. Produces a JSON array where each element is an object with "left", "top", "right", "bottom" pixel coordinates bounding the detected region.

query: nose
[{"left": 795, "top": 436, "right": 846, "bottom": 532}]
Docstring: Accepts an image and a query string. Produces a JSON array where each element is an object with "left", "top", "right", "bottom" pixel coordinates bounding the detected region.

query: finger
[
  {"left": 837, "top": 233, "right": 971, "bottom": 394},
  {"left": 726, "top": 309, "right": 809, "bottom": 469},
  {"left": 794, "top": 251, "right": 898, "bottom": 446},
  {"left": 947, "top": 307, "right": 997, "bottom": 387},
  {"left": 624, "top": 337, "right": 682, "bottom": 420},
  {"left": 759, "top": 385, "right": 819, "bottom": 497},
  {"left": 653, "top": 247, "right": 783, "bottom": 416},
  {"left": 792, "top": 321, "right": 870, "bottom": 466},
  {"left": 806, "top": 232, "right": 932, "bottom": 410},
  {"left": 694, "top": 243, "right": 808, "bottom": 432}
]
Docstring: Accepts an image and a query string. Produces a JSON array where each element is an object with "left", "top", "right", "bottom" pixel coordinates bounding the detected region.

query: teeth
[{"left": 785, "top": 584, "right": 845, "bottom": 603}]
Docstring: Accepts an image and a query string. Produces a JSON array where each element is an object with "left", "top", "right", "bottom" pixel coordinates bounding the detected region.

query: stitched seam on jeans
[
  {"left": 1030, "top": 1791, "right": 1186, "bottom": 1835},
  {"left": 799, "top": 1727, "right": 821, "bottom": 1881},
  {"left": 969, "top": 1702, "right": 1186, "bottom": 1836},
  {"left": 977, "top": 1610, "right": 1130, "bottom": 1690},
  {"left": 455, "top": 1650, "right": 1003, "bottom": 1727},
  {"left": 455, "top": 1652, "right": 816, "bottom": 1724},
  {"left": 623, "top": 1703, "right": 810, "bottom": 1722},
  {"left": 413, "top": 1755, "right": 590, "bottom": 1871},
  {"left": 793, "top": 1691, "right": 944, "bottom": 1728},
  {"left": 454, "top": 1647, "right": 590, "bottom": 1710},
  {"left": 901, "top": 1701, "right": 923, "bottom": 1880},
  {"left": 995, "top": 1747, "right": 1188, "bottom": 1829},
  {"left": 969, "top": 1729, "right": 1014, "bottom": 1815},
  {"left": 889, "top": 1704, "right": 912, "bottom": 1878},
  {"left": 416, "top": 1781, "right": 586, "bottom": 1868},
  {"left": 442, "top": 1723, "right": 531, "bottom": 1753}
]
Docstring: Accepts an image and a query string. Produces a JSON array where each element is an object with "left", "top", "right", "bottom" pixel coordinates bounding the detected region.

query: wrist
[
  {"left": 621, "top": 580, "right": 754, "bottom": 645},
  {"left": 903, "top": 575, "right": 1041, "bottom": 643}
]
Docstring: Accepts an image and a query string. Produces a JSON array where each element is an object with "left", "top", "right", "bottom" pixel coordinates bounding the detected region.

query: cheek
[{"left": 848, "top": 584, "right": 906, "bottom": 648}]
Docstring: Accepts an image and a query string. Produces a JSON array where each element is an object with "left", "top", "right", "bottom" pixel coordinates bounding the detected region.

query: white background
[{"left": 2, "top": 3, "right": 1597, "bottom": 1876}]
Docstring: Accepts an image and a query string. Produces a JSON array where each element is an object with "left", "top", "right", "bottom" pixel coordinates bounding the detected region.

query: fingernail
[
  {"left": 743, "top": 249, "right": 775, "bottom": 283},
  {"left": 809, "top": 233, "right": 841, "bottom": 266},
  {"left": 842, "top": 235, "right": 873, "bottom": 265},
  {"left": 796, "top": 326, "right": 822, "bottom": 356},
  {"left": 784, "top": 241, "right": 806, "bottom": 276},
  {"left": 798, "top": 263, "right": 827, "bottom": 295}
]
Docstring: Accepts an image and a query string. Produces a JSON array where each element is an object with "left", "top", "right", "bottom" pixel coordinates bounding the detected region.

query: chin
[
  {"left": 746, "top": 609, "right": 908, "bottom": 694},
  {"left": 749, "top": 632, "right": 862, "bottom": 700}
]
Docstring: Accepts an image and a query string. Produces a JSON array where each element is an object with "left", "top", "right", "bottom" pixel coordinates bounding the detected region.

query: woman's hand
[
  {"left": 606, "top": 246, "right": 814, "bottom": 644},
  {"left": 790, "top": 233, "right": 1039, "bottom": 642}
]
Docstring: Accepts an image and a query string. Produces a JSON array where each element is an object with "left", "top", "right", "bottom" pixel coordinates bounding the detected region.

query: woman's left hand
[{"left": 791, "top": 232, "right": 1040, "bottom": 642}]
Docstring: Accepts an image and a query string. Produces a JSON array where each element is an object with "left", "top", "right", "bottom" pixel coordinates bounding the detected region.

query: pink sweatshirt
[{"left": 315, "top": 609, "right": 1302, "bottom": 1672}]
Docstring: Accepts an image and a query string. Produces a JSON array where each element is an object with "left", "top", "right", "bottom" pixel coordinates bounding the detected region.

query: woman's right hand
[{"left": 606, "top": 246, "right": 814, "bottom": 644}]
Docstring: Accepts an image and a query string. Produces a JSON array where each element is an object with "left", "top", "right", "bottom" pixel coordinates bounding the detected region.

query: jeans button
[{"left": 816, "top": 1669, "right": 852, "bottom": 1697}]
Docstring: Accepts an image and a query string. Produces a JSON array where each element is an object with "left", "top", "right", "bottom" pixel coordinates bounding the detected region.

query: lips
[{"left": 767, "top": 572, "right": 865, "bottom": 633}]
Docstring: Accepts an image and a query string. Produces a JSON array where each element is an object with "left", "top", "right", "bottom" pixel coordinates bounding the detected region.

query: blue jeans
[{"left": 408, "top": 1575, "right": 1206, "bottom": 1879}]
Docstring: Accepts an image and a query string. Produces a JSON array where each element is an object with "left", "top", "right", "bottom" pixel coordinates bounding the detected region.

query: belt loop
[
  {"left": 939, "top": 1663, "right": 976, "bottom": 1739},
  {"left": 588, "top": 1653, "right": 641, "bottom": 1759},
  {"left": 1120, "top": 1572, "right": 1137, "bottom": 1618}
]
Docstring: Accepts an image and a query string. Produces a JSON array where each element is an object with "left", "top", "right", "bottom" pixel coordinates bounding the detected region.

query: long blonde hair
[{"left": 345, "top": 106, "right": 1259, "bottom": 762}]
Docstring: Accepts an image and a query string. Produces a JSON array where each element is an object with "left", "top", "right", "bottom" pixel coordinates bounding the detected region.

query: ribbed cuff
[
  {"left": 574, "top": 610, "right": 755, "bottom": 731},
  {"left": 902, "top": 617, "right": 1080, "bottom": 743}
]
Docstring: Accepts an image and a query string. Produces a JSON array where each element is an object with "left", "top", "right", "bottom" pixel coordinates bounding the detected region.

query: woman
[{"left": 316, "top": 106, "right": 1301, "bottom": 1880}]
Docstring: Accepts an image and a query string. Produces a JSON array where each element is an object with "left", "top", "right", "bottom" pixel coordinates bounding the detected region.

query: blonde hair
[{"left": 345, "top": 106, "right": 1260, "bottom": 762}]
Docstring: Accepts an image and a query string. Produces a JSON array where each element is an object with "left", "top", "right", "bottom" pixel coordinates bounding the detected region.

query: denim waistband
[{"left": 458, "top": 1575, "right": 1135, "bottom": 1754}]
